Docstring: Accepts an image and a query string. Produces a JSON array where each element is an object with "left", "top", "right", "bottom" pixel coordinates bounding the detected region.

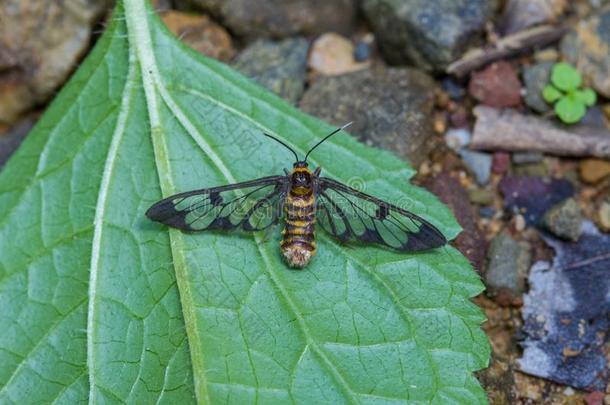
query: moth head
[
  {"left": 291, "top": 167, "right": 312, "bottom": 187},
  {"left": 293, "top": 161, "right": 308, "bottom": 169}
]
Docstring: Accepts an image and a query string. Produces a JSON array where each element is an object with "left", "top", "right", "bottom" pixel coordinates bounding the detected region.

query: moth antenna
[
  {"left": 304, "top": 122, "right": 353, "bottom": 162},
  {"left": 262, "top": 132, "right": 300, "bottom": 163}
]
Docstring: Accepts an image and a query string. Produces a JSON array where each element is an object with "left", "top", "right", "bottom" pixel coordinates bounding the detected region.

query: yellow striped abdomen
[{"left": 281, "top": 192, "right": 316, "bottom": 268}]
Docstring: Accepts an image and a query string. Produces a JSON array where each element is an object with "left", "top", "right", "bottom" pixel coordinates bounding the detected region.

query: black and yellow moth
[{"left": 146, "top": 124, "right": 447, "bottom": 268}]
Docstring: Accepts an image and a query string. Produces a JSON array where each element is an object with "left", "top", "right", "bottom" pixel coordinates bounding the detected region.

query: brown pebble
[
  {"left": 433, "top": 112, "right": 447, "bottom": 134},
  {"left": 308, "top": 33, "right": 369, "bottom": 76},
  {"left": 579, "top": 158, "right": 610, "bottom": 183},
  {"left": 161, "top": 11, "right": 235, "bottom": 62}
]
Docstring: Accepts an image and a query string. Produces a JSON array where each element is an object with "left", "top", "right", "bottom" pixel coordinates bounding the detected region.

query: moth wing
[
  {"left": 146, "top": 176, "right": 288, "bottom": 232},
  {"left": 315, "top": 177, "right": 446, "bottom": 251}
]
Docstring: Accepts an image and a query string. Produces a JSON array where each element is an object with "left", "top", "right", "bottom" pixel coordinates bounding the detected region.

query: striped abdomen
[{"left": 281, "top": 191, "right": 316, "bottom": 268}]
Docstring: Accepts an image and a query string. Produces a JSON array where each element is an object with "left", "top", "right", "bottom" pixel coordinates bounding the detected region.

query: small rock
[
  {"left": 178, "top": 0, "right": 357, "bottom": 39},
  {"left": 534, "top": 48, "right": 559, "bottom": 62},
  {"left": 354, "top": 36, "right": 373, "bottom": 62},
  {"left": 513, "top": 162, "right": 549, "bottom": 177},
  {"left": 161, "top": 11, "right": 235, "bottom": 62},
  {"left": 479, "top": 206, "right": 496, "bottom": 218},
  {"left": 151, "top": 0, "right": 172, "bottom": 10},
  {"left": 468, "top": 187, "right": 494, "bottom": 205},
  {"left": 579, "top": 158, "right": 610, "bottom": 184},
  {"left": 469, "top": 61, "right": 522, "bottom": 108},
  {"left": 486, "top": 232, "right": 532, "bottom": 301},
  {"left": 441, "top": 77, "right": 466, "bottom": 100},
  {"left": 585, "top": 391, "right": 605, "bottom": 405},
  {"left": 444, "top": 128, "right": 471, "bottom": 151},
  {"left": 519, "top": 222, "right": 610, "bottom": 391},
  {"left": 543, "top": 198, "right": 583, "bottom": 241},
  {"left": 514, "top": 214, "right": 526, "bottom": 232},
  {"left": 522, "top": 61, "right": 554, "bottom": 113},
  {"left": 449, "top": 108, "right": 469, "bottom": 128},
  {"left": 300, "top": 66, "right": 438, "bottom": 166},
  {"left": 599, "top": 200, "right": 610, "bottom": 230},
  {"left": 232, "top": 38, "right": 309, "bottom": 104},
  {"left": 512, "top": 152, "right": 544, "bottom": 165},
  {"left": 0, "top": 0, "right": 111, "bottom": 124},
  {"left": 492, "top": 152, "right": 511, "bottom": 174},
  {"left": 360, "top": 0, "right": 494, "bottom": 71},
  {"left": 579, "top": 105, "right": 609, "bottom": 129},
  {"left": 561, "top": 5, "right": 610, "bottom": 98},
  {"left": 308, "top": 33, "right": 369, "bottom": 76},
  {"left": 460, "top": 149, "right": 492, "bottom": 185},
  {"left": 433, "top": 112, "right": 447, "bottom": 134},
  {"left": 499, "top": 176, "right": 575, "bottom": 225},
  {"left": 499, "top": 0, "right": 567, "bottom": 35}
]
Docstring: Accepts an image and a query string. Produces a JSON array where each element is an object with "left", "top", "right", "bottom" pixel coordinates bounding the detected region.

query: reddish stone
[
  {"left": 492, "top": 152, "right": 511, "bottom": 174},
  {"left": 422, "top": 172, "right": 487, "bottom": 272},
  {"left": 585, "top": 392, "right": 605, "bottom": 405},
  {"left": 469, "top": 61, "right": 522, "bottom": 108}
]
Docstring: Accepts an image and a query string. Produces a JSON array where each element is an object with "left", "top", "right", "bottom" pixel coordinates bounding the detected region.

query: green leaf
[
  {"left": 575, "top": 88, "right": 597, "bottom": 107},
  {"left": 550, "top": 62, "right": 582, "bottom": 92},
  {"left": 0, "top": 1, "right": 489, "bottom": 403},
  {"left": 555, "top": 94, "right": 586, "bottom": 124},
  {"left": 542, "top": 85, "right": 562, "bottom": 103}
]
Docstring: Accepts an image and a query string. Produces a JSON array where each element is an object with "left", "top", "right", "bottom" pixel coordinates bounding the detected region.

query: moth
[{"left": 146, "top": 124, "right": 447, "bottom": 268}]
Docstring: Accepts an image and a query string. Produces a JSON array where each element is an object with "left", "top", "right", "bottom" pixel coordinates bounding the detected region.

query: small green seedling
[{"left": 543, "top": 62, "right": 596, "bottom": 124}]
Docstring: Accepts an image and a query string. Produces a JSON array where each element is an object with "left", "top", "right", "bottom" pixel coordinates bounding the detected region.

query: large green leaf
[{"left": 0, "top": 1, "right": 489, "bottom": 403}]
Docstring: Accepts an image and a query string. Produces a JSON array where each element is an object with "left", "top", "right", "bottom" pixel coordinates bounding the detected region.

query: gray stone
[
  {"left": 445, "top": 128, "right": 471, "bottom": 151},
  {"left": 579, "top": 105, "right": 609, "bottom": 129},
  {"left": 177, "top": 0, "right": 356, "bottom": 38},
  {"left": 560, "top": 5, "right": 610, "bottom": 98},
  {"left": 360, "top": 0, "right": 494, "bottom": 71},
  {"left": 519, "top": 223, "right": 610, "bottom": 391},
  {"left": 523, "top": 62, "right": 553, "bottom": 113},
  {"left": 232, "top": 38, "right": 309, "bottom": 104},
  {"left": 543, "top": 198, "right": 583, "bottom": 241},
  {"left": 512, "top": 152, "right": 544, "bottom": 164},
  {"left": 299, "top": 66, "right": 437, "bottom": 166},
  {"left": 459, "top": 149, "right": 492, "bottom": 185},
  {"left": 486, "top": 232, "right": 532, "bottom": 297},
  {"left": 499, "top": 0, "right": 567, "bottom": 35}
]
